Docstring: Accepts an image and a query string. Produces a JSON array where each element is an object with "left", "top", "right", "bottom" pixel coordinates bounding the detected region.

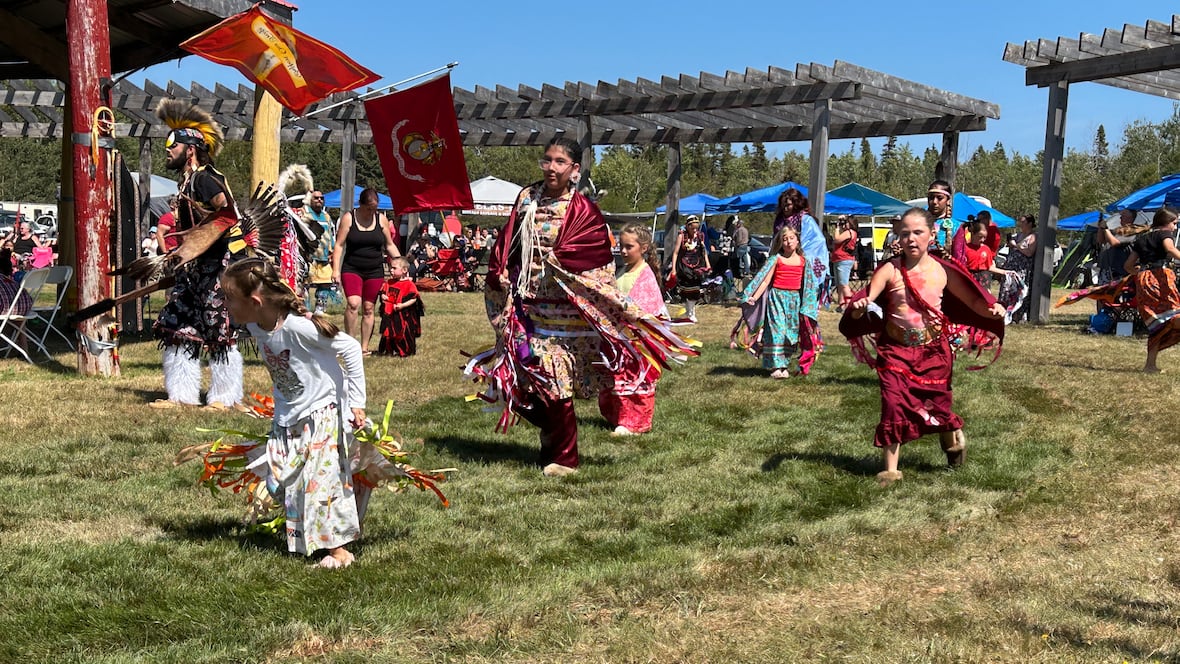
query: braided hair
[{"left": 222, "top": 258, "right": 340, "bottom": 337}]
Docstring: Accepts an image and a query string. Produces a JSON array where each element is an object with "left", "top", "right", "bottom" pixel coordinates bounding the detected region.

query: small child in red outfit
[{"left": 376, "top": 257, "right": 423, "bottom": 357}]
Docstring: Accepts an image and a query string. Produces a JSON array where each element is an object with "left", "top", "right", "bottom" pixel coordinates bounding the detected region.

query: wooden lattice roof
[
  {"left": 0, "top": 60, "right": 999, "bottom": 146},
  {"left": 1003, "top": 16, "right": 1180, "bottom": 98}
]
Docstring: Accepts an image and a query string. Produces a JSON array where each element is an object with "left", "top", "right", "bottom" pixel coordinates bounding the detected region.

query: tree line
[{"left": 3, "top": 106, "right": 1180, "bottom": 229}]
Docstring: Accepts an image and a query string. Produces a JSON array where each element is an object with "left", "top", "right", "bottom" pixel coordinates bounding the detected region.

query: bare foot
[{"left": 317, "top": 547, "right": 355, "bottom": 569}]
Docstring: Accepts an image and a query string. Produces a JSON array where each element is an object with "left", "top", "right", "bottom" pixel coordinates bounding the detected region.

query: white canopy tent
[
  {"left": 466, "top": 176, "right": 523, "bottom": 217},
  {"left": 130, "top": 171, "right": 180, "bottom": 220}
]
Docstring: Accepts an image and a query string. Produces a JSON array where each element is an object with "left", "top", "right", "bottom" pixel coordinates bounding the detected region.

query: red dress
[{"left": 377, "top": 278, "right": 423, "bottom": 357}]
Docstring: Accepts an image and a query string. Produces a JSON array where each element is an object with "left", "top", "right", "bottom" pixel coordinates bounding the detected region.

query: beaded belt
[{"left": 885, "top": 321, "right": 941, "bottom": 347}]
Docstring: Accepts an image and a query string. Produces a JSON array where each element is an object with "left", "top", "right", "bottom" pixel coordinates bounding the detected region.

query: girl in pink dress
[{"left": 598, "top": 224, "right": 668, "bottom": 435}]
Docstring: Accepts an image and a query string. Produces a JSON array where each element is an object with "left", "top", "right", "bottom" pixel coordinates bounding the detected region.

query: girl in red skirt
[{"left": 843, "top": 208, "right": 1005, "bottom": 486}]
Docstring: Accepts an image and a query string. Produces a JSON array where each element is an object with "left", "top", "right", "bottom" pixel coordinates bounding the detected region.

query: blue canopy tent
[
  {"left": 655, "top": 192, "right": 720, "bottom": 215},
  {"left": 950, "top": 193, "right": 1015, "bottom": 227},
  {"left": 1107, "top": 173, "right": 1180, "bottom": 211},
  {"left": 704, "top": 181, "right": 872, "bottom": 216},
  {"left": 1161, "top": 186, "right": 1180, "bottom": 209},
  {"left": 1057, "top": 210, "right": 1103, "bottom": 231},
  {"left": 827, "top": 182, "right": 910, "bottom": 217},
  {"left": 322, "top": 189, "right": 394, "bottom": 210}
]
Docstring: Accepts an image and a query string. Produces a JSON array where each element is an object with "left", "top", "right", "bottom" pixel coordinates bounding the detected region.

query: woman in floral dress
[{"left": 473, "top": 138, "right": 695, "bottom": 477}]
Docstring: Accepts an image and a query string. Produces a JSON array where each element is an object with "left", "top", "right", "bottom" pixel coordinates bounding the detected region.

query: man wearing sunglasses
[
  {"left": 302, "top": 191, "right": 336, "bottom": 311},
  {"left": 150, "top": 99, "right": 243, "bottom": 413}
]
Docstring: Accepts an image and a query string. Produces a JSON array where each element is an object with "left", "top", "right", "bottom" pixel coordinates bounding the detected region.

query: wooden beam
[
  {"left": 1026, "top": 42, "right": 1180, "bottom": 86},
  {"left": 941, "top": 132, "right": 959, "bottom": 190},
  {"left": 1032, "top": 80, "right": 1069, "bottom": 325},
  {"left": 663, "top": 143, "right": 681, "bottom": 270},
  {"left": 0, "top": 6, "right": 69, "bottom": 80},
  {"left": 454, "top": 80, "right": 860, "bottom": 121},
  {"left": 341, "top": 119, "right": 357, "bottom": 212},
  {"left": 808, "top": 99, "right": 831, "bottom": 221},
  {"left": 831, "top": 61, "right": 1000, "bottom": 118}
]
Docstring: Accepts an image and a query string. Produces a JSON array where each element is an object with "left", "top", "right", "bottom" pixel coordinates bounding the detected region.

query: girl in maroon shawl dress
[
  {"left": 598, "top": 224, "right": 669, "bottom": 436},
  {"left": 377, "top": 257, "right": 423, "bottom": 357},
  {"left": 470, "top": 139, "right": 695, "bottom": 477},
  {"left": 842, "top": 208, "right": 1006, "bottom": 487}
]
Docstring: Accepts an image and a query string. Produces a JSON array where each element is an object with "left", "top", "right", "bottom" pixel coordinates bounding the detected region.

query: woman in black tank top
[{"left": 330, "top": 187, "right": 402, "bottom": 353}]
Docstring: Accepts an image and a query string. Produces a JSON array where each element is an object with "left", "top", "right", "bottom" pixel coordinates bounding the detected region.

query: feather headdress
[
  {"left": 277, "top": 164, "right": 314, "bottom": 198},
  {"left": 156, "top": 99, "right": 224, "bottom": 158}
]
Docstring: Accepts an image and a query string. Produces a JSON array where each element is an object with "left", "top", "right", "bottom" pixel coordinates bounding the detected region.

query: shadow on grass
[
  {"left": 425, "top": 434, "right": 537, "bottom": 467},
  {"left": 1084, "top": 592, "right": 1180, "bottom": 630},
  {"left": 707, "top": 365, "right": 768, "bottom": 378},
  {"left": 116, "top": 387, "right": 171, "bottom": 405},
  {"left": 762, "top": 450, "right": 944, "bottom": 477},
  {"left": 152, "top": 514, "right": 289, "bottom": 555},
  {"left": 1009, "top": 616, "right": 1162, "bottom": 660},
  {"left": 152, "top": 514, "right": 412, "bottom": 556},
  {"left": 809, "top": 373, "right": 879, "bottom": 388}
]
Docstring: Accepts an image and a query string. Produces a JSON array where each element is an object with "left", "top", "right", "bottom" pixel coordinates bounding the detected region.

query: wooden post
[
  {"left": 59, "top": 97, "right": 76, "bottom": 314},
  {"left": 138, "top": 137, "right": 151, "bottom": 237},
  {"left": 808, "top": 99, "right": 831, "bottom": 222},
  {"left": 340, "top": 118, "right": 357, "bottom": 213},
  {"left": 67, "top": 0, "right": 116, "bottom": 376},
  {"left": 251, "top": 87, "right": 282, "bottom": 188},
  {"left": 577, "top": 115, "right": 593, "bottom": 189},
  {"left": 940, "top": 132, "right": 959, "bottom": 190},
  {"left": 662, "top": 142, "right": 681, "bottom": 269},
  {"left": 1032, "top": 80, "right": 1069, "bottom": 325}
]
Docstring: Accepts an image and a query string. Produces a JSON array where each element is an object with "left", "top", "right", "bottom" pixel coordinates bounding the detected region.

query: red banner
[
  {"left": 181, "top": 5, "right": 379, "bottom": 115},
  {"left": 364, "top": 74, "right": 473, "bottom": 214}
]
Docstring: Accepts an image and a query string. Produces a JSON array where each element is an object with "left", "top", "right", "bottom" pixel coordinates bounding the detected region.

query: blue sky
[{"left": 142, "top": 1, "right": 1180, "bottom": 160}]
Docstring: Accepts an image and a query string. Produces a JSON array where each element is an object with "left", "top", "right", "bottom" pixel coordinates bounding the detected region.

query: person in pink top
[
  {"left": 598, "top": 224, "right": 668, "bottom": 435},
  {"left": 842, "top": 208, "right": 1006, "bottom": 486}
]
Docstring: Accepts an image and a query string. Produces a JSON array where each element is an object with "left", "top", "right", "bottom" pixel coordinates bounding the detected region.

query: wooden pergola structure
[
  {"left": 4, "top": 59, "right": 1000, "bottom": 256},
  {"left": 0, "top": 0, "right": 281, "bottom": 375},
  {"left": 1004, "top": 15, "right": 1180, "bottom": 323}
]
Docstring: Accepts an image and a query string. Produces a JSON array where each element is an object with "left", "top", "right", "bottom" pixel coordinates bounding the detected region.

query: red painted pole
[{"left": 67, "top": 0, "right": 118, "bottom": 376}]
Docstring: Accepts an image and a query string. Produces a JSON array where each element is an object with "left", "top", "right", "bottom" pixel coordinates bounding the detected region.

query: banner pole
[{"left": 292, "top": 61, "right": 459, "bottom": 122}]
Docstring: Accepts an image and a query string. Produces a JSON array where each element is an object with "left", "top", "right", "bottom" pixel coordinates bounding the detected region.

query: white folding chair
[
  {"left": 30, "top": 264, "right": 74, "bottom": 352},
  {"left": 0, "top": 268, "right": 51, "bottom": 363}
]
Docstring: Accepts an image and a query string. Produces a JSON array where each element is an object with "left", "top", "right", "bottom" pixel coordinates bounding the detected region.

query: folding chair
[
  {"left": 0, "top": 267, "right": 51, "bottom": 363},
  {"left": 30, "top": 264, "right": 74, "bottom": 352}
]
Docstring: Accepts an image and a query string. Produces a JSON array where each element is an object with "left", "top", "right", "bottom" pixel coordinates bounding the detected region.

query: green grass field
[{"left": 2, "top": 292, "right": 1179, "bottom": 663}]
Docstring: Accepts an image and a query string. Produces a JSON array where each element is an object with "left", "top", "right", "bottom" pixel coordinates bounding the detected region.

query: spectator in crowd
[
  {"left": 830, "top": 214, "right": 858, "bottom": 309},
  {"left": 156, "top": 196, "right": 181, "bottom": 253},
  {"left": 302, "top": 190, "right": 336, "bottom": 311},
  {"left": 731, "top": 215, "right": 750, "bottom": 278},
  {"left": 331, "top": 187, "right": 401, "bottom": 354},
  {"left": 926, "top": 180, "right": 955, "bottom": 247}
]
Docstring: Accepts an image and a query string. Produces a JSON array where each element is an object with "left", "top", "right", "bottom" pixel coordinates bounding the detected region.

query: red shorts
[{"left": 340, "top": 272, "right": 384, "bottom": 303}]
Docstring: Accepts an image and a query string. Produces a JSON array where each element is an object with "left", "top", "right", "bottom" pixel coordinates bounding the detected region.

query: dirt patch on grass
[
  {"left": 267, "top": 631, "right": 388, "bottom": 662},
  {"left": 5, "top": 517, "right": 165, "bottom": 546}
]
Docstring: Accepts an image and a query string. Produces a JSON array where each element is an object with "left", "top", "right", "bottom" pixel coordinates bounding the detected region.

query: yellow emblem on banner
[{"left": 250, "top": 17, "right": 308, "bottom": 89}]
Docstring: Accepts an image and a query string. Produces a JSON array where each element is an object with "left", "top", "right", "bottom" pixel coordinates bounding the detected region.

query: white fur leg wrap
[
  {"left": 207, "top": 346, "right": 244, "bottom": 406},
  {"left": 163, "top": 346, "right": 201, "bottom": 405}
]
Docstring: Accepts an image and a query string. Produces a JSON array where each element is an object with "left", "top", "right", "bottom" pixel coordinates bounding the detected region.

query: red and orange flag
[{"left": 181, "top": 5, "right": 379, "bottom": 115}]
